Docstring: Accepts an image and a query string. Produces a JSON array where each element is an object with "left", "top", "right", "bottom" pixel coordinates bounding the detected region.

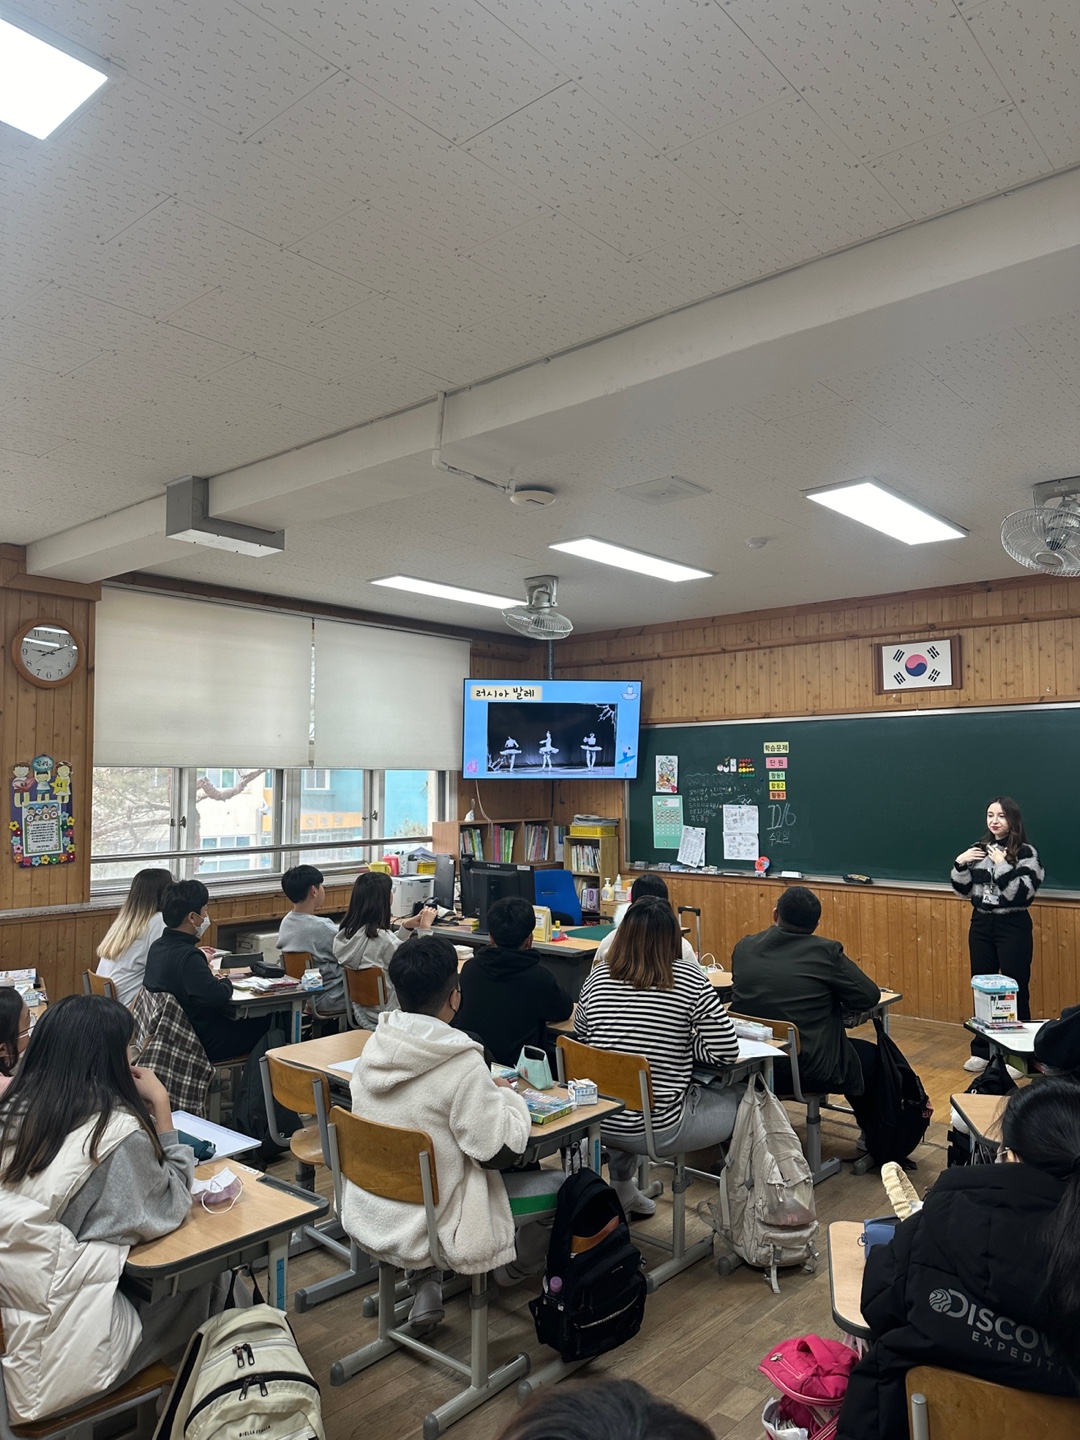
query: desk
[
  {"left": 442, "top": 925, "right": 600, "bottom": 1000},
  {"left": 125, "top": 1159, "right": 328, "bottom": 1310},
  {"left": 964, "top": 1020, "right": 1046, "bottom": 1060},
  {"left": 520, "top": 1085, "right": 623, "bottom": 1171},
  {"left": 230, "top": 981, "right": 313, "bottom": 1044},
  {"left": 845, "top": 989, "right": 903, "bottom": 1033},
  {"left": 705, "top": 968, "right": 733, "bottom": 995},
  {"left": 950, "top": 1091, "right": 1007, "bottom": 1158},
  {"left": 828, "top": 1220, "right": 869, "bottom": 1341},
  {"left": 267, "top": 1028, "right": 371, "bottom": 1081}
]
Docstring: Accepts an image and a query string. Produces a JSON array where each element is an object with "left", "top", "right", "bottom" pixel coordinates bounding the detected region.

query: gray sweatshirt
[
  {"left": 332, "top": 927, "right": 403, "bottom": 1028},
  {"left": 58, "top": 1128, "right": 195, "bottom": 1245},
  {"left": 276, "top": 911, "right": 346, "bottom": 1015}
]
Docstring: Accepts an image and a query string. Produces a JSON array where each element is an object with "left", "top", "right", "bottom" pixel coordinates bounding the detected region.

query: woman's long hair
[
  {"left": 339, "top": 870, "right": 393, "bottom": 941},
  {"left": 605, "top": 896, "right": 680, "bottom": 991},
  {"left": 979, "top": 796, "right": 1028, "bottom": 866},
  {"left": 1001, "top": 1076, "right": 1080, "bottom": 1373},
  {"left": 97, "top": 867, "right": 174, "bottom": 960},
  {"left": 0, "top": 988, "right": 24, "bottom": 1077},
  {"left": 0, "top": 995, "right": 163, "bottom": 1184}
]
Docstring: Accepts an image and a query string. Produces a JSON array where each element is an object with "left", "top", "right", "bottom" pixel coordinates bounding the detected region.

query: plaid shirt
[{"left": 130, "top": 989, "right": 213, "bottom": 1117}]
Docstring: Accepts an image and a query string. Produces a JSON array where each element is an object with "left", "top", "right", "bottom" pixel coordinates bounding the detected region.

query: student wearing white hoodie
[{"left": 342, "top": 934, "right": 562, "bottom": 1330}]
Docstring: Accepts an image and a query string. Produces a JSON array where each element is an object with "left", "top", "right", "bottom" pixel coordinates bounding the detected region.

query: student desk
[
  {"left": 548, "top": 1010, "right": 785, "bottom": 1089},
  {"left": 845, "top": 989, "right": 903, "bottom": 1033},
  {"left": 964, "top": 1020, "right": 1046, "bottom": 1064},
  {"left": 950, "top": 1091, "right": 1007, "bottom": 1158},
  {"left": 438, "top": 924, "right": 600, "bottom": 1000},
  {"left": 827, "top": 1220, "right": 870, "bottom": 1341},
  {"left": 267, "top": 1027, "right": 371, "bottom": 1080},
  {"left": 125, "top": 1159, "right": 328, "bottom": 1310},
  {"left": 228, "top": 979, "right": 317, "bottom": 1044}
]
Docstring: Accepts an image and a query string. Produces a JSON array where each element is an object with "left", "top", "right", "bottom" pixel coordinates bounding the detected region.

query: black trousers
[
  {"left": 772, "top": 1036, "right": 878, "bottom": 1104},
  {"left": 968, "top": 909, "right": 1033, "bottom": 1057}
]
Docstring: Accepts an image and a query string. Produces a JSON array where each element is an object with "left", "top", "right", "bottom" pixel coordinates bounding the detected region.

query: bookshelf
[
  {"left": 566, "top": 822, "right": 620, "bottom": 918},
  {"left": 432, "top": 818, "right": 559, "bottom": 868}
]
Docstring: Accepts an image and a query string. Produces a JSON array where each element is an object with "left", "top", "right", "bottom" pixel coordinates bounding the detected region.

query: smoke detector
[{"left": 509, "top": 486, "right": 556, "bottom": 507}]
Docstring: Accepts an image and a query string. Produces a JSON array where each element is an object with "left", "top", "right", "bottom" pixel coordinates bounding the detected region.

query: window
[{"left": 90, "top": 766, "right": 447, "bottom": 890}]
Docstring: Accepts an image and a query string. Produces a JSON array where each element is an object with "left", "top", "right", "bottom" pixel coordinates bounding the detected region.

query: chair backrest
[
  {"left": 730, "top": 1011, "right": 801, "bottom": 1054},
  {"left": 906, "top": 1367, "right": 1080, "bottom": 1438},
  {"left": 345, "top": 966, "right": 387, "bottom": 1010},
  {"left": 328, "top": 1104, "right": 439, "bottom": 1206},
  {"left": 280, "top": 950, "right": 312, "bottom": 981},
  {"left": 532, "top": 869, "right": 583, "bottom": 925},
  {"left": 84, "top": 969, "right": 117, "bottom": 1001},
  {"left": 264, "top": 1054, "right": 329, "bottom": 1119},
  {"left": 557, "top": 1034, "right": 653, "bottom": 1111}
]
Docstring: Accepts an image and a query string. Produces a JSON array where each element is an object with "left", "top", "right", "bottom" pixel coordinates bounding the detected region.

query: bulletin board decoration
[{"left": 10, "top": 756, "right": 75, "bottom": 868}]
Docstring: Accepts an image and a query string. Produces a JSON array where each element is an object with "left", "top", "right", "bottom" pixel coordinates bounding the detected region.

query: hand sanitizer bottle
[{"left": 601, "top": 877, "right": 614, "bottom": 902}]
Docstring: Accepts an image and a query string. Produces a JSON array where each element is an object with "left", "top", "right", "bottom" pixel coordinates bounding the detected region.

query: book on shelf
[
  {"left": 492, "top": 823, "right": 515, "bottom": 863},
  {"left": 569, "top": 842, "right": 600, "bottom": 873},
  {"left": 524, "top": 822, "right": 550, "bottom": 863},
  {"left": 554, "top": 825, "right": 567, "bottom": 861},
  {"left": 460, "top": 825, "right": 484, "bottom": 860}
]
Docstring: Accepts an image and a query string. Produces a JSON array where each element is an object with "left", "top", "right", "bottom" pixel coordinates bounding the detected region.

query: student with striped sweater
[{"left": 575, "top": 896, "right": 741, "bottom": 1218}]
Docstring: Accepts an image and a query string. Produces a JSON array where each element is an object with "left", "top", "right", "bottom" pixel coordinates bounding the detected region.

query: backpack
[
  {"left": 154, "top": 1274, "right": 324, "bottom": 1440},
  {"left": 947, "top": 1051, "right": 1016, "bottom": 1168},
  {"left": 528, "top": 1169, "right": 647, "bottom": 1363},
  {"left": 848, "top": 1018, "right": 932, "bottom": 1166},
  {"left": 714, "top": 1074, "right": 818, "bottom": 1293},
  {"left": 759, "top": 1334, "right": 860, "bottom": 1440}
]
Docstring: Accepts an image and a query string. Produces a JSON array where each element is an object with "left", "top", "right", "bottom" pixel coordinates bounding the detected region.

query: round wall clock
[{"left": 11, "top": 618, "right": 84, "bottom": 688}]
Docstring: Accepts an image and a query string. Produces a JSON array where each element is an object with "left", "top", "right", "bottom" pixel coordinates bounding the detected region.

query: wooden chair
[
  {"left": 258, "top": 1055, "right": 377, "bottom": 1310},
  {"left": 344, "top": 967, "right": 388, "bottom": 1029},
  {"left": 326, "top": 1106, "right": 528, "bottom": 1437},
  {"left": 730, "top": 1013, "right": 841, "bottom": 1184},
  {"left": 0, "top": 1313, "right": 172, "bottom": 1440},
  {"left": 280, "top": 950, "right": 311, "bottom": 981},
  {"left": 556, "top": 1034, "right": 713, "bottom": 1290},
  {"left": 906, "top": 1366, "right": 1080, "bottom": 1438},
  {"left": 82, "top": 969, "right": 118, "bottom": 1001}
]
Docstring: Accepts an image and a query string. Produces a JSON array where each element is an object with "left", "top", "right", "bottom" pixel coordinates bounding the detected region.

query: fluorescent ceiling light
[
  {"left": 0, "top": 17, "right": 107, "bottom": 139},
  {"left": 550, "top": 537, "right": 712, "bottom": 582},
  {"left": 806, "top": 479, "right": 966, "bottom": 545},
  {"left": 372, "top": 576, "right": 520, "bottom": 609}
]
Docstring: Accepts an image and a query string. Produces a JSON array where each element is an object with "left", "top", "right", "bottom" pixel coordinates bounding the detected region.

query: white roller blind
[
  {"left": 313, "top": 619, "right": 469, "bottom": 769},
  {"left": 95, "top": 589, "right": 312, "bottom": 767}
]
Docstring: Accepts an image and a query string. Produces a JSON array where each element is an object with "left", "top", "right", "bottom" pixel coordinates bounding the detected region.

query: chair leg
[
  {"left": 421, "top": 1275, "right": 529, "bottom": 1439},
  {"left": 331, "top": 1263, "right": 400, "bottom": 1384},
  {"left": 644, "top": 1156, "right": 713, "bottom": 1292},
  {"left": 805, "top": 1098, "right": 842, "bottom": 1184},
  {"left": 295, "top": 1237, "right": 380, "bottom": 1312}
]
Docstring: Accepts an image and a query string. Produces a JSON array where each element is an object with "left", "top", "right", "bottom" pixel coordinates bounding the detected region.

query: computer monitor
[
  {"left": 460, "top": 859, "right": 536, "bottom": 933},
  {"left": 432, "top": 852, "right": 456, "bottom": 911}
]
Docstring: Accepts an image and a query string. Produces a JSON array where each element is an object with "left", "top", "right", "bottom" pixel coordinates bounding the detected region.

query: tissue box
[
  {"left": 972, "top": 974, "right": 1018, "bottom": 1023},
  {"left": 567, "top": 1078, "right": 598, "bottom": 1107}
]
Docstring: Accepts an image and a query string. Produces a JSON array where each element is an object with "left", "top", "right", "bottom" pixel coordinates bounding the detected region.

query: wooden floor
[{"left": 279, "top": 1016, "right": 970, "bottom": 1440}]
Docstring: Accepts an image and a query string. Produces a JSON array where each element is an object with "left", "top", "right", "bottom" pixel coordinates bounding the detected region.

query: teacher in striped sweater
[
  {"left": 576, "top": 896, "right": 740, "bottom": 1218},
  {"left": 951, "top": 796, "right": 1043, "bottom": 1074}
]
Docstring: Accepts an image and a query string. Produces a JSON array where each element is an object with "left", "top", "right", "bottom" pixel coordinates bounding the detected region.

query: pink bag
[{"left": 759, "top": 1335, "right": 859, "bottom": 1439}]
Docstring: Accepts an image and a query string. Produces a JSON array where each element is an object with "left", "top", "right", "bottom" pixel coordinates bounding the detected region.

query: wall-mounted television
[{"left": 462, "top": 678, "right": 641, "bottom": 780}]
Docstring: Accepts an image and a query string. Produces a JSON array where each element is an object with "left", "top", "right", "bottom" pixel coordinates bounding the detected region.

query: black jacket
[
  {"left": 145, "top": 927, "right": 238, "bottom": 1061},
  {"left": 1034, "top": 1004, "right": 1080, "bottom": 1072},
  {"left": 730, "top": 925, "right": 880, "bottom": 1094},
  {"left": 836, "top": 1166, "right": 1076, "bottom": 1440},
  {"left": 452, "top": 944, "right": 573, "bottom": 1068}
]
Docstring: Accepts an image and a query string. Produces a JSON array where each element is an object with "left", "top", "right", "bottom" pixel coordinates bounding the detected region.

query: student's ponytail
[{"left": 1001, "top": 1077, "right": 1080, "bottom": 1375}]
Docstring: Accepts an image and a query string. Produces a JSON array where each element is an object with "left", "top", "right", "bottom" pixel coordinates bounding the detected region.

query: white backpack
[
  {"left": 154, "top": 1285, "right": 324, "bottom": 1440},
  {"left": 712, "top": 1075, "right": 818, "bottom": 1293}
]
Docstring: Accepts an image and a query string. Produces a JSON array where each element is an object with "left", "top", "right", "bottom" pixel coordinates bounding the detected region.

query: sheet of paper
[
  {"left": 676, "top": 825, "right": 706, "bottom": 867},
  {"left": 737, "top": 1039, "right": 783, "bottom": 1060},
  {"left": 723, "top": 830, "right": 759, "bottom": 861},
  {"left": 652, "top": 794, "right": 683, "bottom": 848},
  {"left": 723, "top": 804, "right": 758, "bottom": 833},
  {"left": 329, "top": 1057, "right": 361, "bottom": 1076},
  {"left": 655, "top": 755, "right": 678, "bottom": 793}
]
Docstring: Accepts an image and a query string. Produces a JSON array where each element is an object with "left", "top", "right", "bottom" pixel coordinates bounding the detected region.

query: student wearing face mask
[
  {"left": 145, "top": 879, "right": 270, "bottom": 1062},
  {"left": 951, "top": 796, "right": 1043, "bottom": 1074}
]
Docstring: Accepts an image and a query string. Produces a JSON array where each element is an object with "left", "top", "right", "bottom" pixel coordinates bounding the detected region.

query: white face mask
[{"left": 195, "top": 914, "right": 211, "bottom": 938}]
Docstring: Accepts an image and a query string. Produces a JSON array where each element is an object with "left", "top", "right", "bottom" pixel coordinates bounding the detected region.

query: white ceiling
[{"left": 2, "top": 0, "right": 1079, "bottom": 632}]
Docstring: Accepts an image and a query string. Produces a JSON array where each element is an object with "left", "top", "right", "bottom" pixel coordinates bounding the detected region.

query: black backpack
[
  {"left": 529, "top": 1169, "right": 647, "bottom": 1363},
  {"left": 946, "top": 1052, "right": 1017, "bottom": 1168},
  {"left": 849, "top": 1018, "right": 933, "bottom": 1166}
]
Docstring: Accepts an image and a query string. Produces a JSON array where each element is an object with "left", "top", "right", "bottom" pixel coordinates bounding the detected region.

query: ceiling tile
[
  {"left": 211, "top": 355, "right": 374, "bottom": 428},
  {"left": 0, "top": 321, "right": 106, "bottom": 377},
  {"left": 632, "top": 214, "right": 792, "bottom": 301},
  {"left": 484, "top": 0, "right": 793, "bottom": 150},
  {"left": 966, "top": 0, "right": 1080, "bottom": 169},
  {"left": 1017, "top": 311, "right": 1080, "bottom": 393},
  {"left": 464, "top": 85, "right": 737, "bottom": 256},
  {"left": 867, "top": 105, "right": 1050, "bottom": 216},
  {"left": 254, "top": 73, "right": 546, "bottom": 249},
  {"left": 246, "top": 0, "right": 568, "bottom": 143},
  {"left": 290, "top": 204, "right": 534, "bottom": 328},
  {"left": 23, "top": 0, "right": 337, "bottom": 135},
  {"left": 670, "top": 96, "right": 912, "bottom": 255},
  {"left": 62, "top": 80, "right": 357, "bottom": 245}
]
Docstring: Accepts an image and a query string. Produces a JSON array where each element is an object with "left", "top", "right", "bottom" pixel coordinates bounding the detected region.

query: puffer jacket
[
  {"left": 342, "top": 1009, "right": 531, "bottom": 1273},
  {"left": 0, "top": 1111, "right": 142, "bottom": 1421}
]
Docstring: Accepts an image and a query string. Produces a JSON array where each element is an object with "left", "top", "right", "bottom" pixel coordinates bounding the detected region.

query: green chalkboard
[{"left": 628, "top": 707, "right": 1080, "bottom": 890}]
